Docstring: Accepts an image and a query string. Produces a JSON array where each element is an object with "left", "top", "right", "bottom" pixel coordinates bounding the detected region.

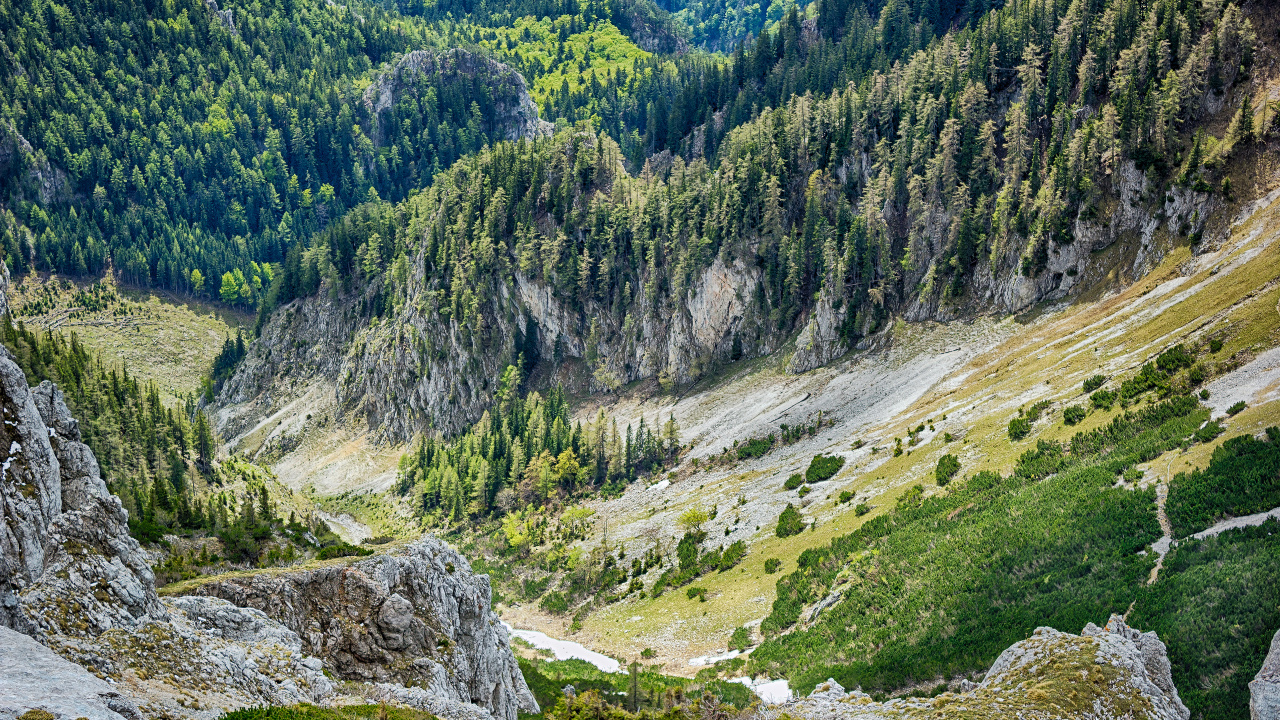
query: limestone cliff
[
  {"left": 0, "top": 346, "right": 335, "bottom": 717},
  {"left": 214, "top": 235, "right": 773, "bottom": 451},
  {"left": 189, "top": 537, "right": 539, "bottom": 720}
]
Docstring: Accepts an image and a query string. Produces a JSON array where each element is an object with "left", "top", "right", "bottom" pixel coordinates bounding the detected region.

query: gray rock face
[
  {"left": 0, "top": 625, "right": 142, "bottom": 720},
  {"left": 215, "top": 216, "right": 773, "bottom": 448},
  {"left": 1253, "top": 628, "right": 1280, "bottom": 720},
  {"left": 0, "top": 349, "right": 334, "bottom": 717},
  {"left": 32, "top": 381, "right": 112, "bottom": 511},
  {"left": 364, "top": 50, "right": 551, "bottom": 148},
  {"left": 0, "top": 351, "right": 164, "bottom": 640},
  {"left": 0, "top": 350, "right": 69, "bottom": 633},
  {"left": 191, "top": 536, "right": 538, "bottom": 720}
]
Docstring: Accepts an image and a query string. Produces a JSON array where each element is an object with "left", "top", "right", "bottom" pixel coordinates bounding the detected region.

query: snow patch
[{"left": 502, "top": 623, "right": 621, "bottom": 673}]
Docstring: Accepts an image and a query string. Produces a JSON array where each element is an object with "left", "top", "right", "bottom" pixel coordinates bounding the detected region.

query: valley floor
[{"left": 493, "top": 165, "right": 1280, "bottom": 675}]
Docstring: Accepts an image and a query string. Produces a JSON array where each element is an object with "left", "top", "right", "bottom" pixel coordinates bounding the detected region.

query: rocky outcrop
[
  {"left": 0, "top": 346, "right": 334, "bottom": 716},
  {"left": 0, "top": 625, "right": 143, "bottom": 720},
  {"left": 190, "top": 537, "right": 538, "bottom": 720},
  {"left": 363, "top": 49, "right": 551, "bottom": 148},
  {"left": 787, "top": 290, "right": 851, "bottom": 375},
  {"left": 772, "top": 615, "right": 1188, "bottom": 720},
  {"left": 0, "top": 121, "right": 71, "bottom": 206},
  {"left": 0, "top": 367, "right": 167, "bottom": 640},
  {"left": 1253, "top": 628, "right": 1280, "bottom": 720}
]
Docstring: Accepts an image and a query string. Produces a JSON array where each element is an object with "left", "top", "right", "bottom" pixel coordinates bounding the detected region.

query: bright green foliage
[
  {"left": 737, "top": 435, "right": 774, "bottom": 460},
  {"left": 1227, "top": 401, "right": 1247, "bottom": 416},
  {"left": 805, "top": 455, "right": 845, "bottom": 483},
  {"left": 728, "top": 626, "right": 751, "bottom": 651},
  {"left": 397, "top": 372, "right": 678, "bottom": 525},
  {"left": 1091, "top": 389, "right": 1117, "bottom": 410},
  {"left": 838, "top": 490, "right": 854, "bottom": 504},
  {"left": 751, "top": 396, "right": 1209, "bottom": 695},
  {"left": 1129, "top": 520, "right": 1280, "bottom": 720},
  {"left": 475, "top": 17, "right": 651, "bottom": 108},
  {"left": 1063, "top": 405, "right": 1086, "bottom": 426},
  {"left": 783, "top": 473, "right": 803, "bottom": 490},
  {"left": 775, "top": 504, "right": 804, "bottom": 538},
  {"left": 1166, "top": 428, "right": 1280, "bottom": 537},
  {"left": 763, "top": 558, "right": 781, "bottom": 574},
  {"left": 1083, "top": 375, "right": 1107, "bottom": 393},
  {"left": 1007, "top": 416, "right": 1032, "bottom": 441},
  {"left": 686, "top": 586, "right": 707, "bottom": 601},
  {"left": 934, "top": 454, "right": 960, "bottom": 486},
  {"left": 854, "top": 503, "right": 870, "bottom": 516}
]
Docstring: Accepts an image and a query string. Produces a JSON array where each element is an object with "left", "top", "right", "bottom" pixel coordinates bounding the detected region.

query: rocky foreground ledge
[
  {"left": 770, "top": 615, "right": 1191, "bottom": 720},
  {"left": 184, "top": 537, "right": 538, "bottom": 720},
  {"left": 0, "top": 342, "right": 535, "bottom": 720}
]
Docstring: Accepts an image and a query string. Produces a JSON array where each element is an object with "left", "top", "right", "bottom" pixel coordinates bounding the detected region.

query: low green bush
[
  {"left": 1091, "top": 389, "right": 1117, "bottom": 410},
  {"left": 728, "top": 626, "right": 752, "bottom": 651},
  {"left": 854, "top": 503, "right": 870, "bottom": 516},
  {"left": 540, "top": 591, "right": 570, "bottom": 614},
  {"left": 776, "top": 504, "right": 805, "bottom": 538},
  {"left": 935, "top": 454, "right": 960, "bottom": 486},
  {"left": 1083, "top": 374, "right": 1108, "bottom": 393},
  {"left": 783, "top": 473, "right": 804, "bottom": 490},
  {"left": 1192, "top": 421, "right": 1223, "bottom": 444},
  {"left": 764, "top": 558, "right": 781, "bottom": 574},
  {"left": 718, "top": 541, "right": 747, "bottom": 571},
  {"left": 1227, "top": 401, "right": 1247, "bottom": 416},
  {"left": 737, "top": 435, "right": 774, "bottom": 460},
  {"left": 1007, "top": 416, "right": 1032, "bottom": 441},
  {"left": 1167, "top": 428, "right": 1280, "bottom": 537},
  {"left": 806, "top": 455, "right": 846, "bottom": 483},
  {"left": 315, "top": 542, "right": 373, "bottom": 561},
  {"left": 1063, "top": 405, "right": 1087, "bottom": 425},
  {"left": 686, "top": 586, "right": 707, "bottom": 601}
]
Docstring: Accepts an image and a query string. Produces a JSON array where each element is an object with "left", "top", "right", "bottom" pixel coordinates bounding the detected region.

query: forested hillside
[
  {"left": 0, "top": 0, "right": 546, "bottom": 303},
  {"left": 212, "top": 0, "right": 1258, "bottom": 448}
]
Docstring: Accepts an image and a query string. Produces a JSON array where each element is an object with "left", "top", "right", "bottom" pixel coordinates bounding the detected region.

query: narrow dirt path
[{"left": 1148, "top": 483, "right": 1174, "bottom": 585}]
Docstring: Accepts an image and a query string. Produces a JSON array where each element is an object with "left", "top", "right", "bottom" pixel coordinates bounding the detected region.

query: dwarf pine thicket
[{"left": 750, "top": 390, "right": 1278, "bottom": 719}]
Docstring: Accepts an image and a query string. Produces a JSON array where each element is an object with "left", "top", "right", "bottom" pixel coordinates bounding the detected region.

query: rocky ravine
[
  {"left": 773, "top": 615, "right": 1190, "bottom": 720},
  {"left": 0, "top": 344, "right": 535, "bottom": 719},
  {"left": 189, "top": 538, "right": 539, "bottom": 720}
]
